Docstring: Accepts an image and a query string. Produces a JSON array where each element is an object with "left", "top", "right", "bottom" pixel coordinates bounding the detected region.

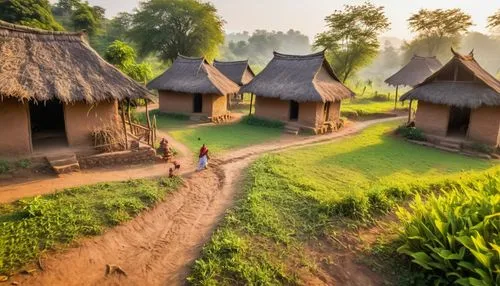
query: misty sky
[{"left": 77, "top": 0, "right": 496, "bottom": 40}]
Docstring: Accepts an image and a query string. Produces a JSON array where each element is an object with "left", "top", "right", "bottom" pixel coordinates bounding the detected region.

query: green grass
[
  {"left": 169, "top": 122, "right": 283, "bottom": 155},
  {"left": 0, "top": 177, "right": 182, "bottom": 275},
  {"left": 188, "top": 121, "right": 499, "bottom": 285},
  {"left": 341, "top": 98, "right": 407, "bottom": 119}
]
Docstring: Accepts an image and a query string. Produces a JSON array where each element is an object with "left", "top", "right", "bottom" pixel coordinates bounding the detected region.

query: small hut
[
  {"left": 0, "top": 21, "right": 151, "bottom": 156},
  {"left": 240, "top": 51, "right": 354, "bottom": 134},
  {"left": 400, "top": 49, "right": 500, "bottom": 147},
  {"left": 147, "top": 55, "right": 240, "bottom": 122},
  {"left": 385, "top": 55, "right": 442, "bottom": 109},
  {"left": 214, "top": 60, "right": 255, "bottom": 110}
]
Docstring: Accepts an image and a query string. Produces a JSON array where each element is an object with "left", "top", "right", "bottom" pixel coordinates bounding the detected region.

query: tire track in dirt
[{"left": 12, "top": 117, "right": 403, "bottom": 286}]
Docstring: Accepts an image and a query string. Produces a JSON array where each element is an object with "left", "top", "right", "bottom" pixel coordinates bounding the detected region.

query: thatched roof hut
[
  {"left": 385, "top": 55, "right": 442, "bottom": 87},
  {"left": 147, "top": 55, "right": 239, "bottom": 121},
  {"left": 147, "top": 55, "right": 240, "bottom": 96},
  {"left": 213, "top": 60, "right": 255, "bottom": 86},
  {"left": 0, "top": 20, "right": 152, "bottom": 103},
  {"left": 400, "top": 49, "right": 500, "bottom": 147},
  {"left": 240, "top": 51, "right": 354, "bottom": 102},
  {"left": 400, "top": 50, "right": 500, "bottom": 108}
]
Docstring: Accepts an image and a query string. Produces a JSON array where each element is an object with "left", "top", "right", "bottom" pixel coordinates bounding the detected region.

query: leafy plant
[
  {"left": 15, "top": 159, "right": 31, "bottom": 169},
  {"left": 0, "top": 160, "right": 10, "bottom": 174},
  {"left": 397, "top": 178, "right": 500, "bottom": 285},
  {"left": 396, "top": 126, "right": 426, "bottom": 141},
  {"left": 240, "top": 115, "right": 285, "bottom": 129},
  {"left": 469, "top": 142, "right": 494, "bottom": 154}
]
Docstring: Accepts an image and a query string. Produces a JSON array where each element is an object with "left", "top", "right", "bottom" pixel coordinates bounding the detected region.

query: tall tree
[
  {"left": 71, "top": 2, "right": 102, "bottom": 36},
  {"left": 105, "top": 40, "right": 152, "bottom": 83},
  {"left": 407, "top": 8, "right": 472, "bottom": 57},
  {"left": 488, "top": 10, "right": 500, "bottom": 29},
  {"left": 314, "top": 2, "right": 390, "bottom": 82},
  {"left": 128, "top": 0, "right": 224, "bottom": 62},
  {"left": 0, "top": 0, "right": 63, "bottom": 31}
]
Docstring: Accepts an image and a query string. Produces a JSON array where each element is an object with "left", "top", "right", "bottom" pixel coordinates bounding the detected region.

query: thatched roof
[
  {"left": 147, "top": 55, "right": 240, "bottom": 96},
  {"left": 401, "top": 49, "right": 500, "bottom": 108},
  {"left": 240, "top": 51, "right": 354, "bottom": 102},
  {"left": 385, "top": 55, "right": 442, "bottom": 87},
  {"left": 213, "top": 60, "right": 255, "bottom": 86},
  {"left": 0, "top": 20, "right": 152, "bottom": 104}
]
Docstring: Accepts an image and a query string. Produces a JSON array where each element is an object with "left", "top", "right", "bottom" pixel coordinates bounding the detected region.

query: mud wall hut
[
  {"left": 214, "top": 60, "right": 255, "bottom": 110},
  {"left": 0, "top": 21, "right": 151, "bottom": 156},
  {"left": 401, "top": 49, "right": 500, "bottom": 147},
  {"left": 240, "top": 51, "right": 354, "bottom": 133},
  {"left": 147, "top": 56, "right": 240, "bottom": 121}
]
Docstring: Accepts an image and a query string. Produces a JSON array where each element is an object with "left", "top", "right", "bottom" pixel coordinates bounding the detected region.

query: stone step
[
  {"left": 47, "top": 153, "right": 80, "bottom": 174},
  {"left": 434, "top": 145, "right": 460, "bottom": 154},
  {"left": 439, "top": 140, "right": 461, "bottom": 149},
  {"left": 284, "top": 124, "right": 300, "bottom": 135}
]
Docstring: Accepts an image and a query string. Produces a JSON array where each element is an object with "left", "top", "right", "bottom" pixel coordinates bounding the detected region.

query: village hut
[
  {"left": 240, "top": 51, "right": 354, "bottom": 134},
  {"left": 0, "top": 21, "right": 151, "bottom": 156},
  {"left": 400, "top": 49, "right": 500, "bottom": 147},
  {"left": 385, "top": 55, "right": 443, "bottom": 109},
  {"left": 147, "top": 55, "right": 240, "bottom": 122},
  {"left": 214, "top": 60, "right": 256, "bottom": 111}
]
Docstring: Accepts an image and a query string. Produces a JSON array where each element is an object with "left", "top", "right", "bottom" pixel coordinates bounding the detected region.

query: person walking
[{"left": 197, "top": 144, "right": 209, "bottom": 171}]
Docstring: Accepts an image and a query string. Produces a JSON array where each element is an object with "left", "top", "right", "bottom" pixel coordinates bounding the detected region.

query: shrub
[
  {"left": 371, "top": 93, "right": 389, "bottom": 102},
  {"left": 0, "top": 160, "right": 10, "bottom": 174},
  {"left": 241, "top": 115, "right": 284, "bottom": 129},
  {"left": 469, "top": 142, "right": 494, "bottom": 154},
  {"left": 15, "top": 159, "right": 31, "bottom": 169},
  {"left": 396, "top": 126, "right": 426, "bottom": 141},
  {"left": 397, "top": 177, "right": 500, "bottom": 285}
]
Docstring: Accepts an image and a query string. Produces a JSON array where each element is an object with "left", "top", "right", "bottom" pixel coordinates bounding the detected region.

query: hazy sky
[{"left": 80, "top": 0, "right": 497, "bottom": 40}]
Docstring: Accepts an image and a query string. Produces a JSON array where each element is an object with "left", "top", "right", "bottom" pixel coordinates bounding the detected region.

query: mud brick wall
[{"left": 79, "top": 148, "right": 156, "bottom": 169}]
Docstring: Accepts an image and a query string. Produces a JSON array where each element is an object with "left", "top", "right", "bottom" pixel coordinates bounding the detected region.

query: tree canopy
[
  {"left": 128, "top": 0, "right": 225, "bottom": 62},
  {"left": 405, "top": 8, "right": 472, "bottom": 59},
  {"left": 488, "top": 10, "right": 500, "bottom": 29},
  {"left": 105, "top": 40, "right": 152, "bottom": 83},
  {"left": 314, "top": 2, "right": 390, "bottom": 82},
  {"left": 0, "top": 0, "right": 63, "bottom": 31}
]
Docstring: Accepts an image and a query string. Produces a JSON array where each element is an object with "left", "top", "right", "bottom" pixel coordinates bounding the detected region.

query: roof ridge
[
  {"left": 0, "top": 20, "right": 84, "bottom": 38},
  {"left": 177, "top": 54, "right": 206, "bottom": 61},
  {"left": 273, "top": 50, "right": 325, "bottom": 60},
  {"left": 213, "top": 59, "right": 249, "bottom": 65}
]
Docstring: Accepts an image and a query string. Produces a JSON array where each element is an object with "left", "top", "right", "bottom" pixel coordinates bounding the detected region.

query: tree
[
  {"left": 314, "top": 2, "right": 390, "bottom": 82},
  {"left": 105, "top": 41, "right": 152, "bottom": 83},
  {"left": 128, "top": 0, "right": 224, "bottom": 62},
  {"left": 407, "top": 9, "right": 472, "bottom": 57},
  {"left": 0, "top": 0, "right": 63, "bottom": 31},
  {"left": 488, "top": 10, "right": 500, "bottom": 29},
  {"left": 71, "top": 2, "right": 102, "bottom": 36}
]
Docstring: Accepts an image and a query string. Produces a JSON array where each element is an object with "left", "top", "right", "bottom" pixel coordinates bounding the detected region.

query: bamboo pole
[
  {"left": 153, "top": 115, "right": 157, "bottom": 144},
  {"left": 249, "top": 93, "right": 254, "bottom": 115},
  {"left": 120, "top": 102, "right": 129, "bottom": 150},
  {"left": 394, "top": 85, "right": 399, "bottom": 111},
  {"left": 145, "top": 102, "right": 152, "bottom": 147},
  {"left": 408, "top": 99, "right": 413, "bottom": 124},
  {"left": 127, "top": 100, "right": 133, "bottom": 131}
]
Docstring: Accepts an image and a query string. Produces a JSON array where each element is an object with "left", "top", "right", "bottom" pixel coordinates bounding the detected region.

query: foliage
[
  {"left": 240, "top": 116, "right": 285, "bottom": 129},
  {"left": 0, "top": 0, "right": 63, "bottom": 31},
  {"left": 469, "top": 142, "right": 494, "bottom": 154},
  {"left": 396, "top": 126, "right": 426, "bottom": 141},
  {"left": 404, "top": 9, "right": 472, "bottom": 60},
  {"left": 104, "top": 40, "right": 152, "bottom": 83},
  {"left": 487, "top": 10, "right": 500, "bottom": 29},
  {"left": 0, "top": 160, "right": 9, "bottom": 174},
  {"left": 52, "top": 0, "right": 104, "bottom": 36},
  {"left": 129, "top": 0, "right": 224, "bottom": 62},
  {"left": 0, "top": 177, "right": 182, "bottom": 275},
  {"left": 71, "top": 2, "right": 100, "bottom": 36},
  {"left": 189, "top": 121, "right": 498, "bottom": 284},
  {"left": 341, "top": 98, "right": 406, "bottom": 119},
  {"left": 15, "top": 159, "right": 31, "bottom": 169},
  {"left": 397, "top": 178, "right": 500, "bottom": 285},
  {"left": 314, "top": 2, "right": 390, "bottom": 82}
]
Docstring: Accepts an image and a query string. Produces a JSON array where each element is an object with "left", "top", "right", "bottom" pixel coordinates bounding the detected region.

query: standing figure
[{"left": 197, "top": 144, "right": 209, "bottom": 171}]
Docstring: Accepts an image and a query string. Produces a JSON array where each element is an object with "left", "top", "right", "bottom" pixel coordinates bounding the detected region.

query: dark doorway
[
  {"left": 29, "top": 100, "right": 67, "bottom": 149},
  {"left": 447, "top": 106, "right": 471, "bottom": 137},
  {"left": 193, "top": 94, "right": 203, "bottom": 113},
  {"left": 289, "top": 100, "right": 299, "bottom": 121},
  {"left": 323, "top": 102, "right": 331, "bottom": 121}
]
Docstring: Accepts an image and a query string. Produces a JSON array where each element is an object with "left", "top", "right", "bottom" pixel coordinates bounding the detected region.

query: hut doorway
[
  {"left": 289, "top": 100, "right": 299, "bottom": 121},
  {"left": 29, "top": 100, "right": 67, "bottom": 150},
  {"left": 447, "top": 106, "right": 471, "bottom": 137},
  {"left": 193, "top": 94, "right": 203, "bottom": 113}
]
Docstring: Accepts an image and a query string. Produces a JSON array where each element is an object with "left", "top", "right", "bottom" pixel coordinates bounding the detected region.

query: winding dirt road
[{"left": 10, "top": 117, "right": 403, "bottom": 285}]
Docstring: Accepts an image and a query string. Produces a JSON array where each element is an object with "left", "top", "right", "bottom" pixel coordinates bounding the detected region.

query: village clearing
[{"left": 0, "top": 118, "right": 498, "bottom": 285}]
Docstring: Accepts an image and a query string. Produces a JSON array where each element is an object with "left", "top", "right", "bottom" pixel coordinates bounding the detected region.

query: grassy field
[
  {"left": 341, "top": 98, "right": 408, "bottom": 119},
  {"left": 140, "top": 111, "right": 283, "bottom": 155},
  {"left": 188, "top": 121, "right": 499, "bottom": 285},
  {"left": 0, "top": 177, "right": 182, "bottom": 275}
]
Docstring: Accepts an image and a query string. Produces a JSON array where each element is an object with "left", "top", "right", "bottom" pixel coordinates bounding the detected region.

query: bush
[
  {"left": 397, "top": 177, "right": 500, "bottom": 285},
  {"left": 15, "top": 159, "right": 31, "bottom": 169},
  {"left": 396, "top": 126, "right": 426, "bottom": 141},
  {"left": 469, "top": 142, "right": 494, "bottom": 154},
  {"left": 0, "top": 160, "right": 10, "bottom": 174},
  {"left": 371, "top": 93, "right": 389, "bottom": 102},
  {"left": 241, "top": 115, "right": 284, "bottom": 129}
]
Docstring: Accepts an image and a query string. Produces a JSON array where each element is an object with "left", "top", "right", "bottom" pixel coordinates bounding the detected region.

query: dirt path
[{"left": 10, "top": 117, "right": 404, "bottom": 285}]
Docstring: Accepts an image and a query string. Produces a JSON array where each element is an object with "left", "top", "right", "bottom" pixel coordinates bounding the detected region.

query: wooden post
[
  {"left": 249, "top": 93, "right": 254, "bottom": 115},
  {"left": 120, "top": 102, "right": 129, "bottom": 150},
  {"left": 153, "top": 115, "right": 157, "bottom": 144},
  {"left": 407, "top": 99, "right": 413, "bottom": 124},
  {"left": 145, "top": 102, "right": 152, "bottom": 146},
  {"left": 394, "top": 85, "right": 399, "bottom": 111},
  {"left": 126, "top": 100, "right": 132, "bottom": 130}
]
